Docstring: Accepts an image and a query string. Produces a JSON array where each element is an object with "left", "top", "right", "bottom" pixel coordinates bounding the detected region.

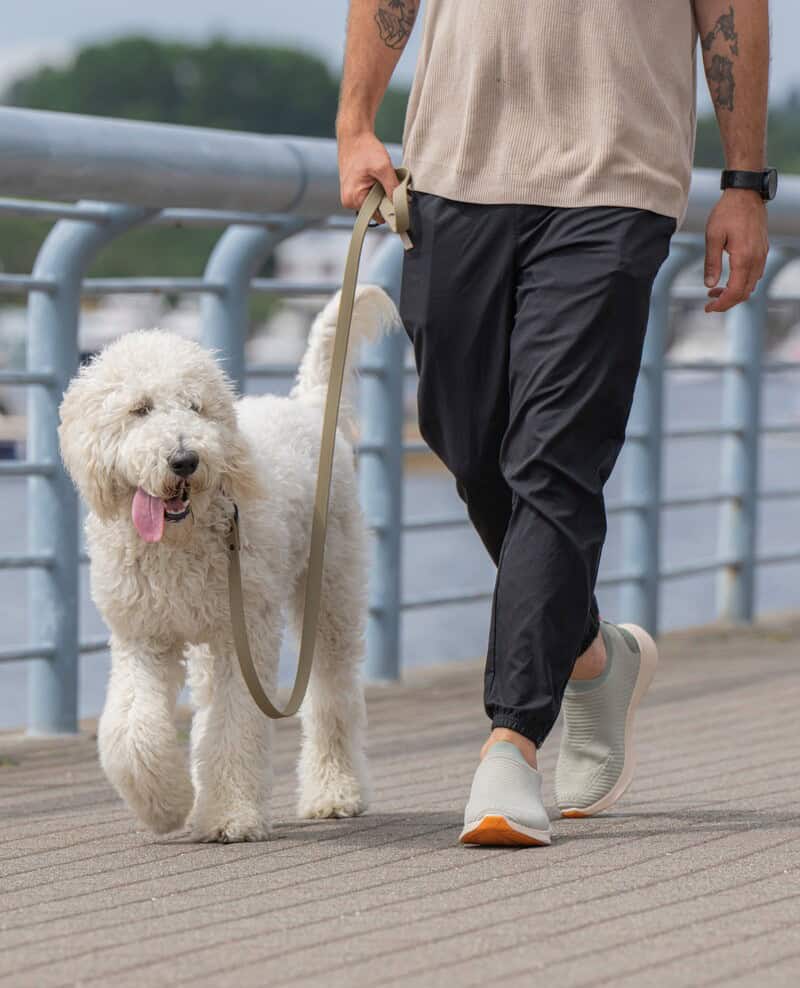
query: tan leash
[{"left": 226, "top": 166, "right": 414, "bottom": 718}]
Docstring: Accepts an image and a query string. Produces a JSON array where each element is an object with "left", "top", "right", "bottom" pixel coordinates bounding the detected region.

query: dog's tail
[{"left": 290, "top": 283, "right": 403, "bottom": 444}]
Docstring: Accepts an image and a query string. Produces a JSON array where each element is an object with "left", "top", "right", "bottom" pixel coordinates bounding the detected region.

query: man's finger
[
  {"left": 375, "top": 161, "right": 400, "bottom": 198},
  {"left": 704, "top": 231, "right": 725, "bottom": 288},
  {"left": 705, "top": 260, "right": 752, "bottom": 313}
]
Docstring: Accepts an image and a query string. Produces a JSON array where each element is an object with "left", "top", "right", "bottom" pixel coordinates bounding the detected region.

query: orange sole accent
[
  {"left": 560, "top": 809, "right": 589, "bottom": 819},
  {"left": 459, "top": 815, "right": 549, "bottom": 847}
]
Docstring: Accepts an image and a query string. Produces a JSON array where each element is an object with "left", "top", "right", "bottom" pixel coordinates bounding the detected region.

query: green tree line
[{"left": 1, "top": 35, "right": 797, "bottom": 282}]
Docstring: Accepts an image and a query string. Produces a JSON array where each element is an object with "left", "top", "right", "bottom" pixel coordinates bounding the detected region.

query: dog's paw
[
  {"left": 188, "top": 809, "right": 271, "bottom": 843},
  {"left": 297, "top": 780, "right": 368, "bottom": 820}
]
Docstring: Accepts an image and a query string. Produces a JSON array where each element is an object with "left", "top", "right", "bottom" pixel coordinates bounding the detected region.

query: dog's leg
[
  {"left": 186, "top": 628, "right": 278, "bottom": 843},
  {"left": 292, "top": 514, "right": 371, "bottom": 819},
  {"left": 97, "top": 637, "right": 193, "bottom": 834}
]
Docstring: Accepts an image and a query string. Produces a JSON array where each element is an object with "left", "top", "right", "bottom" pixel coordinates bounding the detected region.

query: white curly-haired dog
[{"left": 58, "top": 284, "right": 401, "bottom": 842}]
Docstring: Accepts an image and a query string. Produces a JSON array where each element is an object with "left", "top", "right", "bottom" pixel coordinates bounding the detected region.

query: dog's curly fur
[{"left": 58, "top": 285, "right": 401, "bottom": 842}]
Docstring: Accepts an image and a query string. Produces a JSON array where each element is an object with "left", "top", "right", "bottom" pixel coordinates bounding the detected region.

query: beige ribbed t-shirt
[{"left": 401, "top": 0, "right": 699, "bottom": 228}]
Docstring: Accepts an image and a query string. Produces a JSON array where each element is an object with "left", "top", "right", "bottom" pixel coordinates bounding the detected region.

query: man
[{"left": 337, "top": 0, "right": 773, "bottom": 846}]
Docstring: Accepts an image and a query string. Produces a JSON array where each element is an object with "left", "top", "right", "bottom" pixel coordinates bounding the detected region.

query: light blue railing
[{"left": 0, "top": 107, "right": 798, "bottom": 734}]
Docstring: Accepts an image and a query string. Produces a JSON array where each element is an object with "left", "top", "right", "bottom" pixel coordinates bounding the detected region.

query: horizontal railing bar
[
  {"left": 0, "top": 107, "right": 407, "bottom": 219},
  {"left": 0, "top": 643, "right": 55, "bottom": 663},
  {"left": 665, "top": 360, "right": 747, "bottom": 372},
  {"left": 250, "top": 278, "right": 343, "bottom": 296},
  {"left": 402, "top": 441, "right": 430, "bottom": 455},
  {"left": 660, "top": 556, "right": 737, "bottom": 580},
  {"left": 665, "top": 425, "right": 735, "bottom": 439},
  {"left": 0, "top": 198, "right": 111, "bottom": 222},
  {"left": 0, "top": 198, "right": 391, "bottom": 235},
  {"left": 403, "top": 515, "right": 470, "bottom": 532},
  {"left": 246, "top": 364, "right": 297, "bottom": 380},
  {"left": 156, "top": 208, "right": 291, "bottom": 229},
  {"left": 359, "top": 442, "right": 434, "bottom": 456},
  {"left": 662, "top": 491, "right": 729, "bottom": 509},
  {"left": 763, "top": 361, "right": 800, "bottom": 373},
  {"left": 0, "top": 196, "right": 398, "bottom": 238},
  {"left": 80, "top": 637, "right": 110, "bottom": 654},
  {"left": 0, "top": 274, "right": 57, "bottom": 295},
  {"left": 0, "top": 461, "right": 55, "bottom": 477},
  {"left": 606, "top": 498, "right": 648, "bottom": 515},
  {"left": 628, "top": 424, "right": 735, "bottom": 441},
  {"left": 761, "top": 422, "right": 800, "bottom": 435},
  {"left": 596, "top": 569, "right": 644, "bottom": 586},
  {"left": 81, "top": 278, "right": 225, "bottom": 295},
  {"left": 756, "top": 549, "right": 800, "bottom": 566},
  {"left": 670, "top": 285, "right": 800, "bottom": 302},
  {"left": 759, "top": 487, "right": 800, "bottom": 501},
  {"left": 0, "top": 552, "right": 53, "bottom": 570},
  {"left": 0, "top": 370, "right": 56, "bottom": 386},
  {"left": 401, "top": 588, "right": 492, "bottom": 610},
  {"left": 247, "top": 361, "right": 387, "bottom": 381}
]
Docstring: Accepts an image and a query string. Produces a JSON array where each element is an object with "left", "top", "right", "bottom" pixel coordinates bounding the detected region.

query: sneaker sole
[
  {"left": 459, "top": 813, "right": 552, "bottom": 847},
  {"left": 560, "top": 623, "right": 659, "bottom": 818}
]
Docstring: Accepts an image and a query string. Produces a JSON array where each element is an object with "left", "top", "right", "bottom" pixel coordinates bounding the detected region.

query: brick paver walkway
[{"left": 1, "top": 617, "right": 799, "bottom": 987}]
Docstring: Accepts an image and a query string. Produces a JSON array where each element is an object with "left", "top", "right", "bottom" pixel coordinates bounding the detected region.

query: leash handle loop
[{"left": 227, "top": 166, "right": 413, "bottom": 719}]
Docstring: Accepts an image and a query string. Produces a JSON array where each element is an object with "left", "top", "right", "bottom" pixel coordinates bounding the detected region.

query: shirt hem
[{"left": 402, "top": 152, "right": 686, "bottom": 224}]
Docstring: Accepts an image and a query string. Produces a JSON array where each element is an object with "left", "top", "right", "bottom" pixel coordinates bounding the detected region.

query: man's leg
[
  {"left": 462, "top": 205, "right": 673, "bottom": 846},
  {"left": 485, "top": 203, "right": 675, "bottom": 764},
  {"left": 398, "top": 188, "right": 519, "bottom": 560},
  {"left": 485, "top": 204, "right": 675, "bottom": 746},
  {"left": 400, "top": 189, "right": 613, "bottom": 750}
]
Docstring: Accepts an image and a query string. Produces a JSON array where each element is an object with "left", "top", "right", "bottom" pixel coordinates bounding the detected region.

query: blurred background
[{"left": 1, "top": 2, "right": 798, "bottom": 726}]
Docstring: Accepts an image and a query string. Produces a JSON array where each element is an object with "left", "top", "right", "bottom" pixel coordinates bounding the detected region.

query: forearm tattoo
[
  {"left": 374, "top": 0, "right": 416, "bottom": 50},
  {"left": 701, "top": 5, "right": 739, "bottom": 111}
]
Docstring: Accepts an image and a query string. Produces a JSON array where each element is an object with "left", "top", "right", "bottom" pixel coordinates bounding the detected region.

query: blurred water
[{"left": 1, "top": 375, "right": 798, "bottom": 729}]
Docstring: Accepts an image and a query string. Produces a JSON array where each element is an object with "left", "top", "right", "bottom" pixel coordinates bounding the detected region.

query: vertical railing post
[
  {"left": 716, "top": 248, "right": 791, "bottom": 623},
  {"left": 26, "top": 203, "right": 153, "bottom": 734},
  {"left": 360, "top": 235, "right": 406, "bottom": 681},
  {"left": 201, "top": 224, "right": 301, "bottom": 393},
  {"left": 621, "top": 242, "right": 700, "bottom": 634}
]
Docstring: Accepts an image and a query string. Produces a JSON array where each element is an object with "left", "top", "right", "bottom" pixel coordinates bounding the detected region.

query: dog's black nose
[{"left": 168, "top": 449, "right": 199, "bottom": 477}]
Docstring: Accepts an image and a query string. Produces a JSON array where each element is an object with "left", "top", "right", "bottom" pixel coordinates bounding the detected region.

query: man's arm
[
  {"left": 692, "top": 0, "right": 770, "bottom": 312},
  {"left": 337, "top": 1, "right": 420, "bottom": 219}
]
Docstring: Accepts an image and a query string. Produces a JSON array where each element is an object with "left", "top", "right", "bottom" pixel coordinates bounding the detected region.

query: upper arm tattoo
[
  {"left": 374, "top": 0, "right": 417, "bottom": 50},
  {"left": 701, "top": 5, "right": 739, "bottom": 111}
]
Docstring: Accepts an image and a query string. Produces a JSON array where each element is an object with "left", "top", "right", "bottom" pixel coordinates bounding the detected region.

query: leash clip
[{"left": 377, "top": 167, "right": 414, "bottom": 251}]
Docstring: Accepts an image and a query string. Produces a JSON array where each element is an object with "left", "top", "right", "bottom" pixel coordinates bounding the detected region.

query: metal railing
[{"left": 0, "top": 106, "right": 799, "bottom": 734}]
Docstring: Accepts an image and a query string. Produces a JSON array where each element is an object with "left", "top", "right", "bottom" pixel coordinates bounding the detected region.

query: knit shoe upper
[
  {"left": 555, "top": 622, "right": 657, "bottom": 816},
  {"left": 460, "top": 741, "right": 551, "bottom": 845}
]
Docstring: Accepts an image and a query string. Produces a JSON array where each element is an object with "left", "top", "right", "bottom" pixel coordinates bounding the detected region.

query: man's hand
[
  {"left": 703, "top": 188, "right": 769, "bottom": 313},
  {"left": 337, "top": 129, "right": 400, "bottom": 225}
]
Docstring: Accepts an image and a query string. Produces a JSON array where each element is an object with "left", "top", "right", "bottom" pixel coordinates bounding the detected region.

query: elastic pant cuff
[{"left": 489, "top": 714, "right": 550, "bottom": 750}]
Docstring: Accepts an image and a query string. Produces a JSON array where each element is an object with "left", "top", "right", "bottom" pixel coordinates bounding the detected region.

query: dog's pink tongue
[{"left": 132, "top": 487, "right": 165, "bottom": 543}]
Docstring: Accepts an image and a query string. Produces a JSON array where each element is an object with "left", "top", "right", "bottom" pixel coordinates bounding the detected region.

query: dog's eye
[
  {"left": 189, "top": 401, "right": 201, "bottom": 414},
  {"left": 131, "top": 400, "right": 153, "bottom": 417}
]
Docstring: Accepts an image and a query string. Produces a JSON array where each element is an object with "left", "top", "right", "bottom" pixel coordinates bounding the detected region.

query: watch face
[{"left": 765, "top": 169, "right": 778, "bottom": 200}]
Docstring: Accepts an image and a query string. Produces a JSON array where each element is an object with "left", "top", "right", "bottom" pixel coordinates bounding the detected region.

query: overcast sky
[{"left": 2, "top": 1, "right": 797, "bottom": 112}]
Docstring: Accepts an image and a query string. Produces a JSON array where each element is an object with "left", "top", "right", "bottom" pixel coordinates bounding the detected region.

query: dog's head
[{"left": 58, "top": 329, "right": 261, "bottom": 541}]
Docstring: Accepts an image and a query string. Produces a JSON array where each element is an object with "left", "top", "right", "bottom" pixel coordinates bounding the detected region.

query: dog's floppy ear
[
  {"left": 222, "top": 430, "right": 263, "bottom": 504},
  {"left": 58, "top": 369, "right": 124, "bottom": 521}
]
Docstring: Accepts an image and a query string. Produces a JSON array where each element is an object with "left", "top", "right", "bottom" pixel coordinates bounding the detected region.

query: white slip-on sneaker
[
  {"left": 555, "top": 621, "right": 658, "bottom": 818},
  {"left": 459, "top": 741, "right": 552, "bottom": 846}
]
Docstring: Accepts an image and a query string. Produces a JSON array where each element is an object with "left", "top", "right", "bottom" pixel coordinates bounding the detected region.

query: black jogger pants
[{"left": 398, "top": 190, "right": 676, "bottom": 747}]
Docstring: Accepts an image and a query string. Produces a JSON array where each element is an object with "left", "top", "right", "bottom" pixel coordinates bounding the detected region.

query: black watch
[{"left": 720, "top": 168, "right": 778, "bottom": 201}]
